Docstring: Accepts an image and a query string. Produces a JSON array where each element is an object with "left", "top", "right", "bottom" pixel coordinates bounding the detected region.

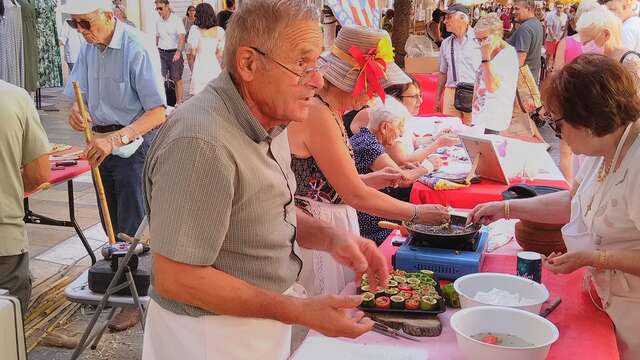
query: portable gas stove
[{"left": 392, "top": 229, "right": 489, "bottom": 280}]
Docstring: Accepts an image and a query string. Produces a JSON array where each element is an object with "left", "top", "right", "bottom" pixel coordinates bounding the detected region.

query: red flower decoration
[{"left": 349, "top": 45, "right": 388, "bottom": 102}]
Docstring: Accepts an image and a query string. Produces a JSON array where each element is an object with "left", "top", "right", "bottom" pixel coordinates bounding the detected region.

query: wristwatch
[
  {"left": 481, "top": 59, "right": 490, "bottom": 63},
  {"left": 119, "top": 133, "right": 131, "bottom": 145}
]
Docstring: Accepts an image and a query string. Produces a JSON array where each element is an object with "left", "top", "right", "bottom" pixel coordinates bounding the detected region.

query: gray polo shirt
[
  {"left": 507, "top": 17, "right": 543, "bottom": 84},
  {"left": 143, "top": 72, "right": 302, "bottom": 317},
  {"left": 439, "top": 28, "right": 482, "bottom": 88}
]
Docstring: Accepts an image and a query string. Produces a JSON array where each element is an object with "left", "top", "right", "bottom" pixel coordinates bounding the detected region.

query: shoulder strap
[
  {"left": 621, "top": 51, "right": 640, "bottom": 64},
  {"left": 450, "top": 37, "right": 458, "bottom": 83}
]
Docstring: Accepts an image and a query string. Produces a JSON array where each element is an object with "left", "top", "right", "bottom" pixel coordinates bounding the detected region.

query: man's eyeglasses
[
  {"left": 66, "top": 18, "right": 93, "bottom": 31},
  {"left": 250, "top": 46, "right": 328, "bottom": 85},
  {"left": 547, "top": 117, "right": 564, "bottom": 138},
  {"left": 156, "top": 6, "right": 165, "bottom": 11}
]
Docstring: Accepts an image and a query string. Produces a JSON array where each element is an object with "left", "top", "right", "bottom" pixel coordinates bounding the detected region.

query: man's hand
[
  {"left": 433, "top": 101, "right": 442, "bottom": 113},
  {"left": 297, "top": 295, "right": 374, "bottom": 338},
  {"left": 329, "top": 233, "right": 389, "bottom": 291},
  {"left": 69, "top": 102, "right": 91, "bottom": 131},
  {"left": 172, "top": 51, "right": 182, "bottom": 63},
  {"left": 85, "top": 137, "right": 114, "bottom": 167}
]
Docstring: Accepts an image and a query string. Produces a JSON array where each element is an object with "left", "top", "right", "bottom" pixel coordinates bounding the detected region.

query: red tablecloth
[
  {"left": 410, "top": 178, "right": 570, "bottom": 209},
  {"left": 374, "top": 234, "right": 620, "bottom": 360},
  {"left": 24, "top": 160, "right": 91, "bottom": 197}
]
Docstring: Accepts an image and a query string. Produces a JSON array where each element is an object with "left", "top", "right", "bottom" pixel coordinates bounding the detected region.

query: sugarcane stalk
[{"left": 72, "top": 81, "right": 116, "bottom": 245}]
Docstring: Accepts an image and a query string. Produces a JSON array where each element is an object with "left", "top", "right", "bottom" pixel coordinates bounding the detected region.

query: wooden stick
[{"left": 72, "top": 81, "right": 116, "bottom": 245}]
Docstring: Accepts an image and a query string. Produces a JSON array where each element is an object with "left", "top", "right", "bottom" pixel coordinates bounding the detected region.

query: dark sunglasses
[
  {"left": 156, "top": 6, "right": 165, "bottom": 11},
  {"left": 547, "top": 117, "right": 564, "bottom": 139},
  {"left": 66, "top": 18, "right": 92, "bottom": 31}
]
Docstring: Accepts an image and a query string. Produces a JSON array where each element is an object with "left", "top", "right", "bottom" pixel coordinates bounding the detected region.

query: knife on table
[{"left": 540, "top": 297, "right": 562, "bottom": 318}]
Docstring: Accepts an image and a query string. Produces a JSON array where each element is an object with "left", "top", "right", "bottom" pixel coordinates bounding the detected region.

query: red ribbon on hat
[{"left": 349, "top": 45, "right": 388, "bottom": 102}]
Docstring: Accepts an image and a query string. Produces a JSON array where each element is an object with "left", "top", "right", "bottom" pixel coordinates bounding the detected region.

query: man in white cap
[{"left": 61, "top": 0, "right": 166, "bottom": 331}]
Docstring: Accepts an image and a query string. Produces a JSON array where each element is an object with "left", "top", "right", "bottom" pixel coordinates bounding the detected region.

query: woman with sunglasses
[
  {"left": 287, "top": 26, "right": 450, "bottom": 296},
  {"left": 471, "top": 14, "right": 519, "bottom": 135},
  {"left": 468, "top": 54, "right": 640, "bottom": 360}
]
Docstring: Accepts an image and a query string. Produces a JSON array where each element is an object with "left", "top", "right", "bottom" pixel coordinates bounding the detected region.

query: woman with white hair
[
  {"left": 471, "top": 13, "right": 519, "bottom": 134},
  {"left": 555, "top": 4, "right": 640, "bottom": 183},
  {"left": 350, "top": 99, "right": 435, "bottom": 244},
  {"left": 288, "top": 26, "right": 450, "bottom": 296}
]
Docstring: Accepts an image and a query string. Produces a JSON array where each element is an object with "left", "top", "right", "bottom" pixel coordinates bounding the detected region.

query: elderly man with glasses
[
  {"left": 61, "top": 0, "right": 166, "bottom": 332},
  {"left": 141, "top": 0, "right": 389, "bottom": 359}
]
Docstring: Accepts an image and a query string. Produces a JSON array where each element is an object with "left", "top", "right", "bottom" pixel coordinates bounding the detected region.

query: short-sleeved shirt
[
  {"left": 507, "top": 17, "right": 543, "bottom": 83},
  {"left": 472, "top": 45, "right": 519, "bottom": 131},
  {"left": 545, "top": 12, "right": 568, "bottom": 42},
  {"left": 439, "top": 28, "right": 482, "bottom": 87},
  {"left": 156, "top": 13, "right": 186, "bottom": 50},
  {"left": 0, "top": 80, "right": 50, "bottom": 256},
  {"left": 64, "top": 20, "right": 166, "bottom": 127},
  {"left": 144, "top": 72, "right": 302, "bottom": 317},
  {"left": 622, "top": 16, "right": 640, "bottom": 52}
]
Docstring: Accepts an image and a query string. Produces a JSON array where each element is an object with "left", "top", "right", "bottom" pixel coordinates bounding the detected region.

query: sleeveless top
[{"left": 292, "top": 97, "right": 354, "bottom": 212}]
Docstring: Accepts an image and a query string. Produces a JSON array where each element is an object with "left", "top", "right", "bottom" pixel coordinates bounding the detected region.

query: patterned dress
[
  {"left": 16, "top": 0, "right": 38, "bottom": 91},
  {"left": 35, "top": 0, "right": 62, "bottom": 88},
  {"left": 350, "top": 128, "right": 392, "bottom": 245},
  {"left": 0, "top": 1, "right": 25, "bottom": 88}
]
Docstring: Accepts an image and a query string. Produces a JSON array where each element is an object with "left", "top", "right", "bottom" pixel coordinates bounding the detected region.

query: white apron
[
  {"left": 562, "top": 124, "right": 640, "bottom": 360},
  {"left": 296, "top": 197, "right": 359, "bottom": 297},
  {"left": 141, "top": 283, "right": 307, "bottom": 360}
]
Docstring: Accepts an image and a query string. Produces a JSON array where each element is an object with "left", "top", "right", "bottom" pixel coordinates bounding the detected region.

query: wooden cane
[{"left": 72, "top": 81, "right": 117, "bottom": 245}]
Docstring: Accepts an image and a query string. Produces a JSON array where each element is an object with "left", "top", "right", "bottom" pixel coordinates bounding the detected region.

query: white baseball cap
[{"left": 61, "top": 0, "right": 113, "bottom": 15}]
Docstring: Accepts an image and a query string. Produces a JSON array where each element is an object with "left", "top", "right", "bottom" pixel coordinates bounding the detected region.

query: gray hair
[
  {"left": 368, "top": 97, "right": 410, "bottom": 131},
  {"left": 475, "top": 13, "right": 503, "bottom": 36},
  {"left": 224, "top": 0, "right": 320, "bottom": 74}
]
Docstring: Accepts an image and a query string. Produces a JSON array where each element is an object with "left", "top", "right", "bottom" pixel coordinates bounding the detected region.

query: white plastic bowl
[
  {"left": 450, "top": 306, "right": 559, "bottom": 360},
  {"left": 454, "top": 272, "right": 549, "bottom": 313}
]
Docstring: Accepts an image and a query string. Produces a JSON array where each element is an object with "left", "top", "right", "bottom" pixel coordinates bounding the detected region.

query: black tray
[{"left": 357, "top": 281, "right": 447, "bottom": 316}]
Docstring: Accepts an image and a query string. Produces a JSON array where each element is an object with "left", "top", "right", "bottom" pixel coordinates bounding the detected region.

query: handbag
[
  {"left": 450, "top": 41, "right": 474, "bottom": 113},
  {"left": 515, "top": 64, "right": 542, "bottom": 113}
]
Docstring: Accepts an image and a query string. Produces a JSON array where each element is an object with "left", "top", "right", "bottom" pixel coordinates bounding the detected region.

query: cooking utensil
[
  {"left": 539, "top": 297, "right": 561, "bottom": 318},
  {"left": 378, "top": 215, "right": 481, "bottom": 247},
  {"left": 372, "top": 321, "right": 421, "bottom": 342}
]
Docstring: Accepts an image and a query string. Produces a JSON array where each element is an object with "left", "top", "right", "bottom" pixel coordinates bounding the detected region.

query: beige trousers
[{"left": 442, "top": 87, "right": 472, "bottom": 125}]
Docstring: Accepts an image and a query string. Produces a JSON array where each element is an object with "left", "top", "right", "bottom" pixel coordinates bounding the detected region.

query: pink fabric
[
  {"left": 564, "top": 36, "right": 583, "bottom": 65},
  {"left": 413, "top": 74, "right": 440, "bottom": 115},
  {"left": 24, "top": 160, "right": 91, "bottom": 197},
  {"left": 297, "top": 234, "right": 620, "bottom": 360},
  {"left": 410, "top": 179, "right": 570, "bottom": 209}
]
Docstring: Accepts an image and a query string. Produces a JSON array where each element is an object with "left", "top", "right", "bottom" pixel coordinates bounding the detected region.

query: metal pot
[{"left": 379, "top": 215, "right": 481, "bottom": 247}]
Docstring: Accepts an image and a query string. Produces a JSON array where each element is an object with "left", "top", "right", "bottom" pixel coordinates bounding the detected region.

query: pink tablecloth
[
  {"left": 297, "top": 233, "right": 619, "bottom": 360},
  {"left": 24, "top": 160, "right": 91, "bottom": 197}
]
